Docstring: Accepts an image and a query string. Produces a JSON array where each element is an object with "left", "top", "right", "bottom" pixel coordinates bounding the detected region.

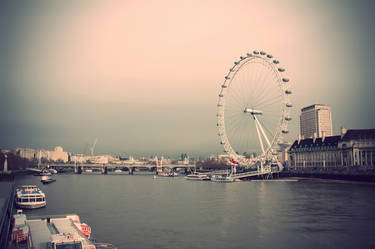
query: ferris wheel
[{"left": 217, "top": 50, "right": 292, "bottom": 166}]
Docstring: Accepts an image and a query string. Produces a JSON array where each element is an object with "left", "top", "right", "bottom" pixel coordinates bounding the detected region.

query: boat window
[
  {"left": 22, "top": 198, "right": 29, "bottom": 202},
  {"left": 55, "top": 242, "right": 83, "bottom": 249},
  {"left": 37, "top": 198, "right": 43, "bottom": 202},
  {"left": 30, "top": 198, "right": 35, "bottom": 202}
]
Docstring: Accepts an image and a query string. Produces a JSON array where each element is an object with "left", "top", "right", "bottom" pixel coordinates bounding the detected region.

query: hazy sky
[{"left": 1, "top": 0, "right": 374, "bottom": 157}]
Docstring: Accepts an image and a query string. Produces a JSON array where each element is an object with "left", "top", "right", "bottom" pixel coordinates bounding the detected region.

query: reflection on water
[{"left": 15, "top": 174, "right": 375, "bottom": 249}]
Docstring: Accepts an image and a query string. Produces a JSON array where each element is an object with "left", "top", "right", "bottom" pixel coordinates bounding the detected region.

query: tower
[{"left": 300, "top": 104, "right": 332, "bottom": 138}]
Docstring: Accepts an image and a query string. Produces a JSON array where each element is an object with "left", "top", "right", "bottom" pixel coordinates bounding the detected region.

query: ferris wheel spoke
[
  {"left": 256, "top": 94, "right": 283, "bottom": 109},
  {"left": 254, "top": 77, "right": 279, "bottom": 106},
  {"left": 227, "top": 119, "right": 248, "bottom": 152},
  {"left": 227, "top": 84, "right": 247, "bottom": 108},
  {"left": 226, "top": 115, "right": 246, "bottom": 135},
  {"left": 254, "top": 66, "right": 279, "bottom": 101}
]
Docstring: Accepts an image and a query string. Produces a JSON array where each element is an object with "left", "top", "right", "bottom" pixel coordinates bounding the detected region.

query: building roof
[
  {"left": 342, "top": 129, "right": 375, "bottom": 141},
  {"left": 289, "top": 135, "right": 341, "bottom": 150},
  {"left": 301, "top": 104, "right": 330, "bottom": 112},
  {"left": 290, "top": 129, "right": 375, "bottom": 151}
]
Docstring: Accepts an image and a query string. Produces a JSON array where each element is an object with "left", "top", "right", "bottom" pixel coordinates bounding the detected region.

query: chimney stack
[{"left": 341, "top": 126, "right": 347, "bottom": 138}]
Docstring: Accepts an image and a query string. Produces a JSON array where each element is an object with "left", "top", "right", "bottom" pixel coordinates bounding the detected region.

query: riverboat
[
  {"left": 184, "top": 173, "right": 210, "bottom": 181},
  {"left": 15, "top": 185, "right": 46, "bottom": 209},
  {"left": 211, "top": 174, "right": 235, "bottom": 182},
  {"left": 41, "top": 175, "right": 56, "bottom": 184},
  {"left": 158, "top": 171, "right": 178, "bottom": 177},
  {"left": 11, "top": 210, "right": 116, "bottom": 249}
]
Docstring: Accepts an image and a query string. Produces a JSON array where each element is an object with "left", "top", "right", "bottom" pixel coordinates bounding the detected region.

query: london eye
[{"left": 217, "top": 50, "right": 292, "bottom": 168}]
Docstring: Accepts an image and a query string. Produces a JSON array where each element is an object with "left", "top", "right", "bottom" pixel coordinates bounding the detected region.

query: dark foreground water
[{"left": 15, "top": 174, "right": 375, "bottom": 249}]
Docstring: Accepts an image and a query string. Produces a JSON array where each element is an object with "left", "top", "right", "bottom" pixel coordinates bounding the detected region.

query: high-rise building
[{"left": 300, "top": 104, "right": 332, "bottom": 139}]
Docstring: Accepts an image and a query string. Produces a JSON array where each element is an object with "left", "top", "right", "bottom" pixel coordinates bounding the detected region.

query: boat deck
[{"left": 26, "top": 216, "right": 95, "bottom": 249}]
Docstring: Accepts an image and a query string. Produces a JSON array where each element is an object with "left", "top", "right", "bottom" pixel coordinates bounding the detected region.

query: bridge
[{"left": 37, "top": 163, "right": 196, "bottom": 175}]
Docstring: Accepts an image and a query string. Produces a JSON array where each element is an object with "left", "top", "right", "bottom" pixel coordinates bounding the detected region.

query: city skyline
[{"left": 1, "top": 0, "right": 375, "bottom": 156}]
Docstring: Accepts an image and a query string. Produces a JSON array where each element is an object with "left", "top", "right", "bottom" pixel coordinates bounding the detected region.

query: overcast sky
[{"left": 1, "top": 0, "right": 374, "bottom": 157}]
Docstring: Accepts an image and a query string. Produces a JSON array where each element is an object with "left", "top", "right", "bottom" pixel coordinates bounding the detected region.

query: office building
[{"left": 300, "top": 104, "right": 332, "bottom": 139}]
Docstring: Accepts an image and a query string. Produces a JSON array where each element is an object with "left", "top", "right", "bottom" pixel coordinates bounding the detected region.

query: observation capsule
[
  {"left": 219, "top": 94, "right": 224, "bottom": 97},
  {"left": 285, "top": 116, "right": 292, "bottom": 121},
  {"left": 260, "top": 51, "right": 266, "bottom": 55},
  {"left": 225, "top": 76, "right": 230, "bottom": 80},
  {"left": 285, "top": 90, "right": 292, "bottom": 94},
  {"left": 286, "top": 103, "right": 293, "bottom": 108},
  {"left": 278, "top": 68, "right": 285, "bottom": 72},
  {"left": 273, "top": 60, "right": 279, "bottom": 64},
  {"left": 267, "top": 54, "right": 273, "bottom": 58},
  {"left": 253, "top": 50, "right": 259, "bottom": 54},
  {"left": 282, "top": 78, "right": 289, "bottom": 82},
  {"left": 221, "top": 84, "right": 227, "bottom": 88}
]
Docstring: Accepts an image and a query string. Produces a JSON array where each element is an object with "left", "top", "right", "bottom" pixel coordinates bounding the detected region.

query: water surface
[{"left": 15, "top": 174, "right": 375, "bottom": 249}]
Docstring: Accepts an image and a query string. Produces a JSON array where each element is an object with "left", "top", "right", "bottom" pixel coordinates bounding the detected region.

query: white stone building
[
  {"left": 16, "top": 146, "right": 68, "bottom": 163},
  {"left": 289, "top": 129, "right": 375, "bottom": 170}
]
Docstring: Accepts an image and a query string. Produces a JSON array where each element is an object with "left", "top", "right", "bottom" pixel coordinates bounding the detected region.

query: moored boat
[
  {"left": 15, "top": 185, "right": 46, "bottom": 209},
  {"left": 158, "top": 171, "right": 178, "bottom": 177},
  {"left": 11, "top": 210, "right": 116, "bottom": 249},
  {"left": 211, "top": 174, "right": 235, "bottom": 182},
  {"left": 41, "top": 175, "right": 56, "bottom": 184},
  {"left": 184, "top": 173, "right": 210, "bottom": 181}
]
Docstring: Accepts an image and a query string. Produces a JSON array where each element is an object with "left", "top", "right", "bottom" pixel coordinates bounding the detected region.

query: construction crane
[{"left": 90, "top": 138, "right": 98, "bottom": 156}]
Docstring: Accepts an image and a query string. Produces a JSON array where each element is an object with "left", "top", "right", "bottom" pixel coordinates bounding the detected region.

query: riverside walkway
[{"left": 0, "top": 181, "right": 15, "bottom": 249}]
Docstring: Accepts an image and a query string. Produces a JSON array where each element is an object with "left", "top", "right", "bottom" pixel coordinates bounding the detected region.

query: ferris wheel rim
[{"left": 217, "top": 50, "right": 292, "bottom": 165}]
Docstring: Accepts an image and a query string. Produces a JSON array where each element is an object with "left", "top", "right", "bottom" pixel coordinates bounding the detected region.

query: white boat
[
  {"left": 48, "top": 168, "right": 58, "bottom": 174},
  {"left": 184, "top": 173, "right": 210, "bottom": 181},
  {"left": 114, "top": 169, "right": 123, "bottom": 173},
  {"left": 41, "top": 175, "right": 56, "bottom": 184},
  {"left": 211, "top": 174, "right": 235, "bottom": 182},
  {"left": 11, "top": 210, "right": 116, "bottom": 249},
  {"left": 158, "top": 171, "right": 178, "bottom": 177},
  {"left": 15, "top": 185, "right": 46, "bottom": 209}
]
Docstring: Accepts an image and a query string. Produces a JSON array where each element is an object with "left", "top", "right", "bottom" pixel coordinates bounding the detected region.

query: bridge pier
[
  {"left": 129, "top": 167, "right": 134, "bottom": 175},
  {"left": 74, "top": 166, "right": 82, "bottom": 174}
]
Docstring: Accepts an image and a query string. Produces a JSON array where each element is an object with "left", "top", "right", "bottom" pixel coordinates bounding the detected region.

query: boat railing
[
  {"left": 25, "top": 214, "right": 80, "bottom": 221},
  {"left": 94, "top": 242, "right": 117, "bottom": 249}
]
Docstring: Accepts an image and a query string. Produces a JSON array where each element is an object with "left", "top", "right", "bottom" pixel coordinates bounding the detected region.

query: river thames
[{"left": 15, "top": 174, "right": 375, "bottom": 249}]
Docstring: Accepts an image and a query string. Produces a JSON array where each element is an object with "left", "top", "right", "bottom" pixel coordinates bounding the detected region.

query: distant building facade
[
  {"left": 15, "top": 146, "right": 68, "bottom": 163},
  {"left": 289, "top": 129, "right": 375, "bottom": 170},
  {"left": 47, "top": 146, "right": 68, "bottom": 163},
  {"left": 300, "top": 104, "right": 332, "bottom": 139},
  {"left": 15, "top": 148, "right": 37, "bottom": 161}
]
